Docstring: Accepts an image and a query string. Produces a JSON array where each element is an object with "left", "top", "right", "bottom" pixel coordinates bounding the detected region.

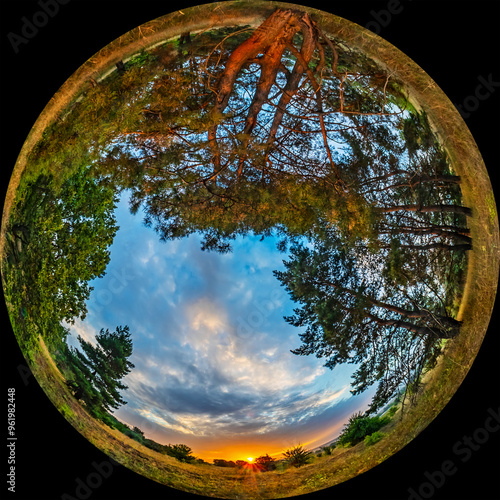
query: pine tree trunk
[
  {"left": 208, "top": 9, "right": 318, "bottom": 179},
  {"left": 393, "top": 242, "right": 472, "bottom": 251},
  {"left": 378, "top": 204, "right": 472, "bottom": 216},
  {"left": 321, "top": 278, "right": 461, "bottom": 339}
]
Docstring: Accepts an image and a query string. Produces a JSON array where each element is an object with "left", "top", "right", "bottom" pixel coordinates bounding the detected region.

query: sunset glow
[{"left": 247, "top": 457, "right": 253, "bottom": 462}]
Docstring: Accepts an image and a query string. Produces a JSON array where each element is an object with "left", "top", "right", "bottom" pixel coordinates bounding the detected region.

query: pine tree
[
  {"left": 274, "top": 231, "right": 459, "bottom": 412},
  {"left": 67, "top": 325, "right": 134, "bottom": 415}
]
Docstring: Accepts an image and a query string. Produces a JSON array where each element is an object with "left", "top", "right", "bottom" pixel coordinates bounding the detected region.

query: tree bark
[
  {"left": 378, "top": 204, "right": 472, "bottom": 216},
  {"left": 208, "top": 9, "right": 303, "bottom": 179},
  {"left": 379, "top": 226, "right": 472, "bottom": 244},
  {"left": 383, "top": 242, "right": 472, "bottom": 252},
  {"left": 318, "top": 277, "right": 461, "bottom": 339},
  {"left": 365, "top": 311, "right": 454, "bottom": 339}
]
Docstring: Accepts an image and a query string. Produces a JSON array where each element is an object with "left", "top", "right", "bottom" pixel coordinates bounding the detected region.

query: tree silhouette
[{"left": 255, "top": 454, "right": 276, "bottom": 471}]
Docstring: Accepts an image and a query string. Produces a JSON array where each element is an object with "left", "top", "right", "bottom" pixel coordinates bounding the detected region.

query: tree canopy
[{"left": 3, "top": 168, "right": 118, "bottom": 349}]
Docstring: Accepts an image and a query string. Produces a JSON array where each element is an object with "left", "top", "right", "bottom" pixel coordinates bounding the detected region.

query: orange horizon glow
[
  {"left": 117, "top": 421, "right": 347, "bottom": 462},
  {"left": 115, "top": 402, "right": 365, "bottom": 463}
]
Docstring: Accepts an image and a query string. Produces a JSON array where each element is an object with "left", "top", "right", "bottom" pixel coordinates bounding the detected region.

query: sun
[{"left": 247, "top": 457, "right": 254, "bottom": 462}]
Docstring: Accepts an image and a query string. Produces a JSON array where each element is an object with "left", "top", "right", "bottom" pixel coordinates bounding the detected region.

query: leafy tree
[
  {"left": 81, "top": 10, "right": 407, "bottom": 253},
  {"left": 67, "top": 325, "right": 134, "bottom": 415},
  {"left": 3, "top": 169, "right": 118, "bottom": 349},
  {"left": 166, "top": 444, "right": 196, "bottom": 463},
  {"left": 282, "top": 445, "right": 312, "bottom": 467}
]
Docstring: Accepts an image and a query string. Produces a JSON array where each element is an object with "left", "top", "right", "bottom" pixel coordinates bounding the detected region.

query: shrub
[
  {"left": 255, "top": 454, "right": 276, "bottom": 471},
  {"left": 364, "top": 431, "right": 384, "bottom": 446},
  {"left": 386, "top": 405, "right": 398, "bottom": 418},
  {"left": 322, "top": 445, "right": 334, "bottom": 455},
  {"left": 282, "top": 445, "right": 312, "bottom": 468},
  {"left": 274, "top": 461, "right": 289, "bottom": 472},
  {"left": 337, "top": 412, "right": 390, "bottom": 447},
  {"left": 166, "top": 444, "right": 196, "bottom": 463},
  {"left": 213, "top": 459, "right": 236, "bottom": 467}
]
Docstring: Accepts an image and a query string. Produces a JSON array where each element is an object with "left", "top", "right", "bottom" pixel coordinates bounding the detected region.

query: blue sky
[{"left": 67, "top": 193, "right": 375, "bottom": 460}]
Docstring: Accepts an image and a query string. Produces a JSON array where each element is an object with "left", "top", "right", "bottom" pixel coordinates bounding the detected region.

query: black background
[{"left": 1, "top": 1, "right": 499, "bottom": 499}]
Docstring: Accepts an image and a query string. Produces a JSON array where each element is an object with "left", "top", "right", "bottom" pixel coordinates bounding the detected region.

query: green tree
[
  {"left": 132, "top": 426, "right": 145, "bottom": 438},
  {"left": 3, "top": 169, "right": 118, "bottom": 349},
  {"left": 67, "top": 325, "right": 134, "bottom": 416},
  {"left": 274, "top": 231, "right": 459, "bottom": 412},
  {"left": 166, "top": 444, "right": 196, "bottom": 463}
]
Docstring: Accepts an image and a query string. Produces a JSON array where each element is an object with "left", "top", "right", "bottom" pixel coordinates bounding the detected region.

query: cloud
[{"left": 70, "top": 194, "right": 370, "bottom": 452}]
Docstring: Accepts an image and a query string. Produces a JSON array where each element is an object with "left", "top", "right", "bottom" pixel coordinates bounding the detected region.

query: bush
[
  {"left": 337, "top": 412, "right": 390, "bottom": 447},
  {"left": 364, "top": 431, "right": 384, "bottom": 446},
  {"left": 282, "top": 445, "right": 312, "bottom": 468},
  {"left": 213, "top": 459, "right": 236, "bottom": 468},
  {"left": 322, "top": 445, "right": 335, "bottom": 455},
  {"left": 166, "top": 444, "right": 196, "bottom": 463},
  {"left": 386, "top": 405, "right": 398, "bottom": 418},
  {"left": 255, "top": 454, "right": 276, "bottom": 471},
  {"left": 143, "top": 438, "right": 165, "bottom": 453}
]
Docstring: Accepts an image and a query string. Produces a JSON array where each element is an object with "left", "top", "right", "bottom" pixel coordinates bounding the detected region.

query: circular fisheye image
[{"left": 2, "top": 2, "right": 498, "bottom": 499}]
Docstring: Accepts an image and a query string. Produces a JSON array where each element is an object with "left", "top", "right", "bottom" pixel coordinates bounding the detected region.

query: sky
[{"left": 67, "top": 193, "right": 376, "bottom": 461}]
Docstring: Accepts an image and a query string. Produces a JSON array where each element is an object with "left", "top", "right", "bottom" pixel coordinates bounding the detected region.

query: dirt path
[{"left": 37, "top": 335, "right": 66, "bottom": 382}]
